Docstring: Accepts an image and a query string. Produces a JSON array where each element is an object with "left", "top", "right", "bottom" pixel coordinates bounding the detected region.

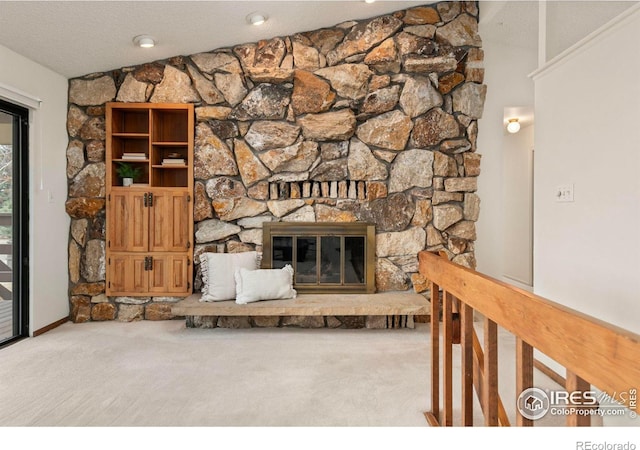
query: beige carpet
[
  {"left": 0, "top": 320, "right": 434, "bottom": 426},
  {"left": 0, "top": 319, "right": 632, "bottom": 429}
]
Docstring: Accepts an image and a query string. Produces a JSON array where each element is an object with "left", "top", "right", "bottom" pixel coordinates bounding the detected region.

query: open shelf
[
  {"left": 111, "top": 160, "right": 150, "bottom": 187},
  {"left": 110, "top": 136, "right": 149, "bottom": 160},
  {"left": 111, "top": 108, "right": 149, "bottom": 134},
  {"left": 152, "top": 109, "right": 189, "bottom": 143},
  {"left": 151, "top": 167, "right": 188, "bottom": 187},
  {"left": 107, "top": 103, "right": 193, "bottom": 188},
  {"left": 152, "top": 144, "right": 188, "bottom": 166}
]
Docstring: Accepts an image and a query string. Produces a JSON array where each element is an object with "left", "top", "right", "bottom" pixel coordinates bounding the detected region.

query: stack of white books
[
  {"left": 121, "top": 152, "right": 147, "bottom": 160},
  {"left": 162, "top": 158, "right": 186, "bottom": 165}
]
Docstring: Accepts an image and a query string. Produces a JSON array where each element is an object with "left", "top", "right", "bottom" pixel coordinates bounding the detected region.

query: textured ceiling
[
  {"left": 478, "top": 0, "right": 538, "bottom": 49},
  {"left": 0, "top": 1, "right": 425, "bottom": 78},
  {"left": 0, "top": 1, "right": 633, "bottom": 79}
]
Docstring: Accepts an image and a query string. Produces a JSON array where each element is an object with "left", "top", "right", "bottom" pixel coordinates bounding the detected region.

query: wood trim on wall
[{"left": 33, "top": 317, "right": 68, "bottom": 337}]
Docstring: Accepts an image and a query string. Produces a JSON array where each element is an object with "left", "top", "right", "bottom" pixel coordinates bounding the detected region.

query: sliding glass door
[{"left": 0, "top": 99, "right": 29, "bottom": 345}]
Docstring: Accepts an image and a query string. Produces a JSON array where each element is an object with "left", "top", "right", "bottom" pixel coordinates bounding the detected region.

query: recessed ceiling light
[
  {"left": 247, "top": 12, "right": 268, "bottom": 26},
  {"left": 133, "top": 35, "right": 156, "bottom": 48},
  {"left": 365, "top": 0, "right": 376, "bottom": 3}
]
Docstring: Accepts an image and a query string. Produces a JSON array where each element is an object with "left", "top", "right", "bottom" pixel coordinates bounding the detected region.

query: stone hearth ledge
[{"left": 172, "top": 292, "right": 429, "bottom": 317}]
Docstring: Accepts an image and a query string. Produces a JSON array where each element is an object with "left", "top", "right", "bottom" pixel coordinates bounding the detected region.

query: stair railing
[{"left": 419, "top": 250, "right": 640, "bottom": 426}]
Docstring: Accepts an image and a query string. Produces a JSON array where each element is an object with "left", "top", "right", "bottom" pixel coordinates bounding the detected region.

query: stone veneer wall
[{"left": 65, "top": 1, "right": 486, "bottom": 323}]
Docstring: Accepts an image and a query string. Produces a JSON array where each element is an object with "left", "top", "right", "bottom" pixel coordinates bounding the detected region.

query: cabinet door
[
  {"left": 148, "top": 190, "right": 190, "bottom": 252},
  {"left": 148, "top": 254, "right": 190, "bottom": 294},
  {"left": 107, "top": 191, "right": 149, "bottom": 252},
  {"left": 107, "top": 253, "right": 148, "bottom": 295}
]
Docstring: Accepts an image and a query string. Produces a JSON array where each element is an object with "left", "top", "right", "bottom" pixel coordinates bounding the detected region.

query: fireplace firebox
[{"left": 262, "top": 222, "right": 375, "bottom": 293}]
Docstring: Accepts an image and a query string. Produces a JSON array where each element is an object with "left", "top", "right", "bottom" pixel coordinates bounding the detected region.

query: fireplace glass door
[{"left": 264, "top": 223, "right": 375, "bottom": 293}]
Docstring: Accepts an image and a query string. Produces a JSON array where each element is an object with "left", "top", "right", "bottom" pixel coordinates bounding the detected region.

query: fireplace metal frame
[{"left": 262, "top": 222, "right": 376, "bottom": 294}]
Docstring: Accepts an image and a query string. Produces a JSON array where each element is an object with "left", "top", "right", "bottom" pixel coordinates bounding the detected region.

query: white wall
[
  {"left": 476, "top": 17, "right": 537, "bottom": 281},
  {"left": 502, "top": 123, "right": 534, "bottom": 287},
  {"left": 0, "top": 43, "right": 70, "bottom": 334},
  {"left": 533, "top": 6, "right": 640, "bottom": 334}
]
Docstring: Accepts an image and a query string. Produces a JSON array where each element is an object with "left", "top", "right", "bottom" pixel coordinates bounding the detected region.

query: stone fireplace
[
  {"left": 262, "top": 222, "right": 376, "bottom": 293},
  {"left": 65, "top": 1, "right": 485, "bottom": 322}
]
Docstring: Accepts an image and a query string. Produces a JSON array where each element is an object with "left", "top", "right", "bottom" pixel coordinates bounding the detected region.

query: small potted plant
[{"left": 116, "top": 163, "right": 142, "bottom": 187}]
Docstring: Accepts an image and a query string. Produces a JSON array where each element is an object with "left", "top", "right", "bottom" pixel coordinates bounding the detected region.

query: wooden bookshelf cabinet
[{"left": 105, "top": 103, "right": 194, "bottom": 297}]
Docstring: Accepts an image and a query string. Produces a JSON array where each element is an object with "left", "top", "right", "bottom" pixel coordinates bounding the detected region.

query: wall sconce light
[
  {"left": 133, "top": 35, "right": 156, "bottom": 48},
  {"left": 506, "top": 118, "right": 521, "bottom": 134},
  {"left": 247, "top": 12, "right": 268, "bottom": 26}
]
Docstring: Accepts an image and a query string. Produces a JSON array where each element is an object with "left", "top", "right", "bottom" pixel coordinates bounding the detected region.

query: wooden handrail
[{"left": 419, "top": 250, "right": 640, "bottom": 426}]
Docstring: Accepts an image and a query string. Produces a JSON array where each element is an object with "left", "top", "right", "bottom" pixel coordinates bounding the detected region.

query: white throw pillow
[
  {"left": 234, "top": 265, "right": 297, "bottom": 304},
  {"left": 200, "top": 251, "right": 259, "bottom": 301}
]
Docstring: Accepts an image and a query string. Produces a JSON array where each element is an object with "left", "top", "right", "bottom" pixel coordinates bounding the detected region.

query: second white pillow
[{"left": 234, "top": 265, "right": 297, "bottom": 304}]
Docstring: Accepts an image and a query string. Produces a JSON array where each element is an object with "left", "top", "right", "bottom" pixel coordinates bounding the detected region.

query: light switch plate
[{"left": 556, "top": 184, "right": 574, "bottom": 202}]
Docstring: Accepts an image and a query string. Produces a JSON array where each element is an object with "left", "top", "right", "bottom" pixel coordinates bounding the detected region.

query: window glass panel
[
  {"left": 320, "top": 236, "right": 341, "bottom": 284},
  {"left": 272, "top": 236, "right": 292, "bottom": 269},
  {"left": 344, "top": 236, "right": 365, "bottom": 284},
  {"left": 0, "top": 111, "right": 12, "bottom": 341},
  {"left": 295, "top": 237, "right": 317, "bottom": 284}
]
